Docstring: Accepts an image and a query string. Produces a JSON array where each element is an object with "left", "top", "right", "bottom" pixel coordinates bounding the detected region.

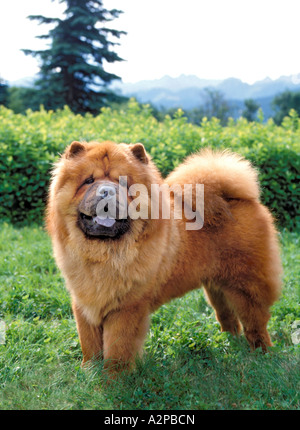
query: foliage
[
  {"left": 0, "top": 100, "right": 299, "bottom": 228},
  {"left": 7, "top": 87, "right": 41, "bottom": 114},
  {"left": 22, "top": 0, "right": 126, "bottom": 114},
  {"left": 0, "top": 77, "right": 9, "bottom": 106},
  {"left": 0, "top": 224, "right": 299, "bottom": 409},
  {"left": 242, "top": 98, "right": 260, "bottom": 122},
  {"left": 187, "top": 88, "right": 232, "bottom": 126},
  {"left": 272, "top": 90, "right": 300, "bottom": 125}
]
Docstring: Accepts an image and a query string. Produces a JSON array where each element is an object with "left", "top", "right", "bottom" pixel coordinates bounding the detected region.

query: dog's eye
[{"left": 84, "top": 176, "right": 94, "bottom": 185}]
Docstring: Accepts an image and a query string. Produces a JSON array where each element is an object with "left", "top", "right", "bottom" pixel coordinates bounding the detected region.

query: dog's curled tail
[{"left": 167, "top": 148, "right": 260, "bottom": 201}]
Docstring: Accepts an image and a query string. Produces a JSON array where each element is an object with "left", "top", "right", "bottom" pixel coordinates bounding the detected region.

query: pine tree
[{"left": 23, "top": 0, "right": 126, "bottom": 114}]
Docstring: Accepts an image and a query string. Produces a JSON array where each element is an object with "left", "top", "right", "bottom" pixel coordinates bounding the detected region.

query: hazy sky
[{"left": 1, "top": 0, "right": 300, "bottom": 84}]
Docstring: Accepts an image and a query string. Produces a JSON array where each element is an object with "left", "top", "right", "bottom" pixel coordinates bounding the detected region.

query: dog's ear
[
  {"left": 64, "top": 141, "right": 86, "bottom": 158},
  {"left": 130, "top": 143, "right": 148, "bottom": 164}
]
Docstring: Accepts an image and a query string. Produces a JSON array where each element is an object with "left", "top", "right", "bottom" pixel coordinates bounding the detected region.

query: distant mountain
[
  {"left": 9, "top": 76, "right": 36, "bottom": 87},
  {"left": 9, "top": 73, "right": 300, "bottom": 119},
  {"left": 113, "top": 73, "right": 300, "bottom": 117},
  {"left": 112, "top": 75, "right": 222, "bottom": 94}
]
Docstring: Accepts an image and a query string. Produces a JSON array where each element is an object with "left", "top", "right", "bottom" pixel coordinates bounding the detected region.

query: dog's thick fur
[{"left": 46, "top": 141, "right": 282, "bottom": 372}]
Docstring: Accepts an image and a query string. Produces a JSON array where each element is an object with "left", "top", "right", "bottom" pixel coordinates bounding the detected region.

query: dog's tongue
[{"left": 93, "top": 216, "right": 116, "bottom": 228}]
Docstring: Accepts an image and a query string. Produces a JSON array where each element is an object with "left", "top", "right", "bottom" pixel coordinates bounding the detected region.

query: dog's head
[{"left": 47, "top": 141, "right": 163, "bottom": 243}]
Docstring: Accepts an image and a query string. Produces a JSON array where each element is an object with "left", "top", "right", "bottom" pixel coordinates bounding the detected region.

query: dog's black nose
[{"left": 97, "top": 184, "right": 116, "bottom": 200}]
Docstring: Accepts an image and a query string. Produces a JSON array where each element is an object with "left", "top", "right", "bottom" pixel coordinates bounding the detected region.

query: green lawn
[{"left": 0, "top": 223, "right": 299, "bottom": 410}]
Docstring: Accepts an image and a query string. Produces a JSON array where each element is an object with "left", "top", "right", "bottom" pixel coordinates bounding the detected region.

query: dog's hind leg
[
  {"left": 204, "top": 282, "right": 242, "bottom": 336},
  {"left": 220, "top": 282, "right": 274, "bottom": 351}
]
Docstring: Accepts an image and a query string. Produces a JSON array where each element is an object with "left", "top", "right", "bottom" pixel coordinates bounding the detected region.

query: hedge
[{"left": 0, "top": 100, "right": 299, "bottom": 229}]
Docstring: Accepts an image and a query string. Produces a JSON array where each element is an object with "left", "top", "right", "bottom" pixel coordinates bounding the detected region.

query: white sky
[{"left": 0, "top": 0, "right": 299, "bottom": 84}]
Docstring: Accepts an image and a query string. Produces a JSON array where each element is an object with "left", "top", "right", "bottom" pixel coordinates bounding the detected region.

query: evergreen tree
[{"left": 23, "top": 0, "right": 126, "bottom": 114}]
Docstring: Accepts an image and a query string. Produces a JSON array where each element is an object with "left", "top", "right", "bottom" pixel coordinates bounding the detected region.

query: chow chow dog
[{"left": 46, "top": 140, "right": 282, "bottom": 373}]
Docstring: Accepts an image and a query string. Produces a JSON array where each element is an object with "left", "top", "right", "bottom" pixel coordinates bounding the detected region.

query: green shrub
[
  {"left": 0, "top": 101, "right": 299, "bottom": 229},
  {"left": 247, "top": 145, "right": 299, "bottom": 228}
]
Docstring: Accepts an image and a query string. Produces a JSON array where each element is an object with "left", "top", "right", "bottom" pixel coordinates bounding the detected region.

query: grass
[{"left": 0, "top": 223, "right": 299, "bottom": 410}]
